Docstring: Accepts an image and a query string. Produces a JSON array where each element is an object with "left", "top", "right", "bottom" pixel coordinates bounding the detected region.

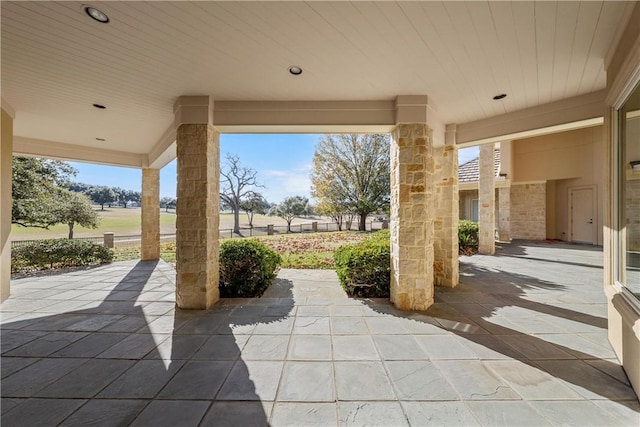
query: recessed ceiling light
[
  {"left": 92, "top": 103, "right": 106, "bottom": 109},
  {"left": 95, "top": 138, "right": 106, "bottom": 141},
  {"left": 493, "top": 93, "right": 507, "bottom": 100},
  {"left": 84, "top": 5, "right": 109, "bottom": 23},
  {"left": 289, "top": 66, "right": 303, "bottom": 76}
]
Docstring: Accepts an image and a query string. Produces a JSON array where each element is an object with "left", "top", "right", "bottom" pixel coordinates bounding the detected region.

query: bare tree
[{"left": 220, "top": 154, "right": 264, "bottom": 234}]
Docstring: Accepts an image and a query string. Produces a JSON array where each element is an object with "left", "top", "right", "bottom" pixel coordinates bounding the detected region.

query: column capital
[
  {"left": 394, "top": 95, "right": 445, "bottom": 147},
  {"left": 445, "top": 124, "right": 457, "bottom": 146},
  {"left": 174, "top": 95, "right": 214, "bottom": 127}
]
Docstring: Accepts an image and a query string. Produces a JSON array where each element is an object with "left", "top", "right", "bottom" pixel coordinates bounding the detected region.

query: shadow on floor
[
  {"left": 363, "top": 259, "right": 638, "bottom": 410},
  {"left": 1, "top": 261, "right": 295, "bottom": 426}
]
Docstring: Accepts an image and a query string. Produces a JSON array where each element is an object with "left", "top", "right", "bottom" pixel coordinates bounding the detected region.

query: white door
[{"left": 570, "top": 188, "right": 595, "bottom": 244}]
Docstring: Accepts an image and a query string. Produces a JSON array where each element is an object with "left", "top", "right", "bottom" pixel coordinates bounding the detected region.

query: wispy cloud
[{"left": 260, "top": 164, "right": 312, "bottom": 203}]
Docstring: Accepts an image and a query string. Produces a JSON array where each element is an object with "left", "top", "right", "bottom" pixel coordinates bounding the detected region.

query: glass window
[
  {"left": 619, "top": 81, "right": 640, "bottom": 299},
  {"left": 471, "top": 199, "right": 479, "bottom": 222}
]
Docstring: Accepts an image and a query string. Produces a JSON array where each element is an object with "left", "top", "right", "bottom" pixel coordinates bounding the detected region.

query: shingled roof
[{"left": 458, "top": 149, "right": 500, "bottom": 183}]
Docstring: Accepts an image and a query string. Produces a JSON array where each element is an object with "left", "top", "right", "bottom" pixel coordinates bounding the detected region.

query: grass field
[
  {"left": 112, "top": 231, "right": 376, "bottom": 269},
  {"left": 10, "top": 207, "right": 323, "bottom": 241}
]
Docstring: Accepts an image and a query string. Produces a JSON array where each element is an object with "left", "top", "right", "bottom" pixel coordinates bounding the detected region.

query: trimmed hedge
[
  {"left": 458, "top": 220, "right": 479, "bottom": 255},
  {"left": 219, "top": 239, "right": 281, "bottom": 298},
  {"left": 11, "top": 239, "right": 113, "bottom": 273},
  {"left": 334, "top": 230, "right": 390, "bottom": 297}
]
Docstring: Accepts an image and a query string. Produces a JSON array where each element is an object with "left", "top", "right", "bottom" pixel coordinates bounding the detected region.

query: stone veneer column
[
  {"left": 433, "top": 142, "right": 459, "bottom": 288},
  {"left": 497, "top": 186, "right": 511, "bottom": 242},
  {"left": 176, "top": 124, "right": 220, "bottom": 309},
  {"left": 141, "top": 168, "right": 160, "bottom": 261},
  {"left": 478, "top": 144, "right": 495, "bottom": 254},
  {"left": 390, "top": 123, "right": 434, "bottom": 310},
  {"left": 1, "top": 108, "right": 13, "bottom": 302}
]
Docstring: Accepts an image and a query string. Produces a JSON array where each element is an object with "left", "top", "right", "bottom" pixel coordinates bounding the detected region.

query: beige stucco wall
[
  {"left": 513, "top": 126, "right": 604, "bottom": 245},
  {"left": 1, "top": 109, "right": 13, "bottom": 301},
  {"left": 603, "top": 0, "right": 640, "bottom": 399}
]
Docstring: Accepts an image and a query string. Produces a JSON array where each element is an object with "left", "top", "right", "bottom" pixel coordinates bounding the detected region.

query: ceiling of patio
[{"left": 1, "top": 1, "right": 634, "bottom": 161}]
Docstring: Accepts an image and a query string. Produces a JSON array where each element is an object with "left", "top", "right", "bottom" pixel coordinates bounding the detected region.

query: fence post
[
  {"left": 312, "top": 221, "right": 318, "bottom": 232},
  {"left": 267, "top": 225, "right": 274, "bottom": 235},
  {"left": 103, "top": 232, "right": 115, "bottom": 248},
  {"left": 382, "top": 220, "right": 389, "bottom": 229}
]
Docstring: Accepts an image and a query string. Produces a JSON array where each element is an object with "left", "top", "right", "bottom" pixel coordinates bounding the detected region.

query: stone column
[
  {"left": 497, "top": 186, "right": 511, "bottom": 242},
  {"left": 141, "top": 168, "right": 160, "bottom": 260},
  {"left": 432, "top": 127, "right": 459, "bottom": 288},
  {"left": 478, "top": 144, "right": 496, "bottom": 254},
  {"left": 390, "top": 123, "right": 434, "bottom": 311},
  {"left": 1, "top": 108, "right": 13, "bottom": 302},
  {"left": 175, "top": 123, "right": 220, "bottom": 309}
]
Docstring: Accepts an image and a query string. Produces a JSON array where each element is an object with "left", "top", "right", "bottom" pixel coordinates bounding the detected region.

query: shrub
[
  {"left": 219, "top": 239, "right": 281, "bottom": 297},
  {"left": 11, "top": 239, "right": 113, "bottom": 273},
  {"left": 334, "top": 230, "right": 390, "bottom": 297},
  {"left": 459, "top": 220, "right": 479, "bottom": 255}
]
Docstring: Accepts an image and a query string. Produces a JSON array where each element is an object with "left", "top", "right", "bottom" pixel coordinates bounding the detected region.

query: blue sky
[{"left": 69, "top": 135, "right": 479, "bottom": 203}]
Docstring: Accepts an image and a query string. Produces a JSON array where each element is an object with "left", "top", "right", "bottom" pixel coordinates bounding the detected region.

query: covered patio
[{"left": 2, "top": 241, "right": 638, "bottom": 426}]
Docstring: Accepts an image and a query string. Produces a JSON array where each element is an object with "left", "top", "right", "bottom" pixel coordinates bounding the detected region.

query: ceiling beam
[
  {"left": 13, "top": 136, "right": 146, "bottom": 168},
  {"left": 455, "top": 90, "right": 606, "bottom": 146}
]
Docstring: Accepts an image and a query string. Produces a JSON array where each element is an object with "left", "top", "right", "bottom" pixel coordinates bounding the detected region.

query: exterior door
[{"left": 570, "top": 187, "right": 595, "bottom": 244}]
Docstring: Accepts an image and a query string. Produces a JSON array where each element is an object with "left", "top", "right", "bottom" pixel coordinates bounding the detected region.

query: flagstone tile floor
[{"left": 1, "top": 241, "right": 639, "bottom": 426}]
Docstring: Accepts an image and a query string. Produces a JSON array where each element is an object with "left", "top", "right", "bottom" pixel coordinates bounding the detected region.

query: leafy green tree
[
  {"left": 269, "top": 196, "right": 309, "bottom": 232},
  {"left": 220, "top": 154, "right": 264, "bottom": 234},
  {"left": 240, "top": 192, "right": 269, "bottom": 228},
  {"left": 315, "top": 200, "right": 355, "bottom": 231},
  {"left": 12, "top": 156, "right": 76, "bottom": 228},
  {"left": 311, "top": 134, "right": 390, "bottom": 231},
  {"left": 87, "top": 185, "right": 116, "bottom": 210},
  {"left": 160, "top": 197, "right": 177, "bottom": 213},
  {"left": 55, "top": 191, "right": 99, "bottom": 239},
  {"left": 115, "top": 188, "right": 140, "bottom": 208}
]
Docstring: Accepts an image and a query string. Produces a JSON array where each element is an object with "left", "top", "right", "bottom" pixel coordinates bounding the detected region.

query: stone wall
[
  {"left": 141, "top": 168, "right": 160, "bottom": 261},
  {"left": 433, "top": 145, "right": 459, "bottom": 288},
  {"left": 390, "top": 123, "right": 434, "bottom": 311},
  {"left": 510, "top": 183, "right": 546, "bottom": 240}
]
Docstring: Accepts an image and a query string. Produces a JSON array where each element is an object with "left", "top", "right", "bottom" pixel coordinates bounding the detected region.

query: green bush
[
  {"left": 458, "top": 220, "right": 479, "bottom": 254},
  {"left": 11, "top": 239, "right": 113, "bottom": 273},
  {"left": 334, "top": 230, "right": 390, "bottom": 297},
  {"left": 219, "top": 239, "right": 281, "bottom": 297}
]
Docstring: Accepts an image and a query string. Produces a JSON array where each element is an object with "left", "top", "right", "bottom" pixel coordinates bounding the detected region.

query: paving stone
[
  {"left": 217, "top": 360, "right": 283, "bottom": 401},
  {"left": 253, "top": 317, "right": 294, "bottom": 335},
  {"left": 1, "top": 398, "right": 86, "bottom": 427},
  {"left": 1, "top": 358, "right": 87, "bottom": 397},
  {"left": 1, "top": 356, "right": 39, "bottom": 379},
  {"left": 338, "top": 402, "right": 409, "bottom": 426},
  {"left": 35, "top": 359, "right": 135, "bottom": 398},
  {"left": 242, "top": 335, "right": 289, "bottom": 360},
  {"left": 4, "top": 331, "right": 88, "bottom": 357},
  {"left": 332, "top": 335, "right": 379, "bottom": 360},
  {"left": 130, "top": 400, "right": 210, "bottom": 427},
  {"left": 484, "top": 360, "right": 583, "bottom": 400},
  {"left": 145, "top": 334, "right": 208, "bottom": 360},
  {"left": 467, "top": 401, "right": 552, "bottom": 426},
  {"left": 270, "top": 402, "right": 337, "bottom": 427},
  {"left": 402, "top": 401, "right": 480, "bottom": 426},
  {"left": 96, "top": 332, "right": 169, "bottom": 359},
  {"left": 530, "top": 401, "right": 629, "bottom": 426},
  {"left": 330, "top": 317, "right": 369, "bottom": 335},
  {"left": 434, "top": 360, "right": 520, "bottom": 400},
  {"left": 59, "top": 399, "right": 147, "bottom": 427},
  {"left": 158, "top": 361, "right": 233, "bottom": 399},
  {"left": 385, "top": 361, "right": 458, "bottom": 400},
  {"left": 414, "top": 334, "right": 479, "bottom": 360},
  {"left": 192, "top": 334, "right": 249, "bottom": 360},
  {"left": 373, "top": 335, "right": 427, "bottom": 360},
  {"left": 98, "top": 359, "right": 184, "bottom": 398},
  {"left": 51, "top": 332, "right": 128, "bottom": 358},
  {"left": 334, "top": 361, "right": 396, "bottom": 400},
  {"left": 201, "top": 401, "right": 271, "bottom": 427},
  {"left": 592, "top": 400, "right": 640, "bottom": 426},
  {"left": 497, "top": 334, "right": 576, "bottom": 360},
  {"left": 277, "top": 361, "right": 334, "bottom": 401},
  {"left": 293, "top": 316, "right": 331, "bottom": 334},
  {"left": 287, "top": 335, "right": 331, "bottom": 360}
]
